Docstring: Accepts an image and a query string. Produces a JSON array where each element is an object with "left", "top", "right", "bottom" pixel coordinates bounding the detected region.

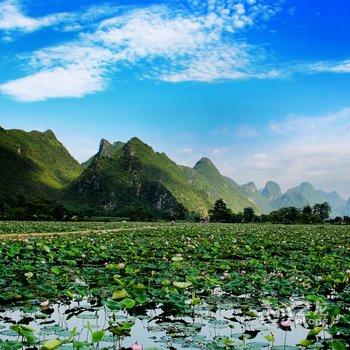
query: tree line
[
  {"left": 207, "top": 199, "right": 350, "bottom": 224},
  {"left": 1, "top": 195, "right": 350, "bottom": 224},
  {"left": 0, "top": 196, "right": 187, "bottom": 222}
]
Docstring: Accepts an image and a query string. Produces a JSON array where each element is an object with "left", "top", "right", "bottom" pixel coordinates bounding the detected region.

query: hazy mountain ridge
[
  {"left": 269, "top": 182, "right": 346, "bottom": 216},
  {"left": 0, "top": 127, "right": 348, "bottom": 217}
]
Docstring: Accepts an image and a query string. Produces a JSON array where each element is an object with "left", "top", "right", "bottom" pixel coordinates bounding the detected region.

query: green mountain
[
  {"left": 184, "top": 158, "right": 258, "bottom": 213},
  {"left": 82, "top": 139, "right": 125, "bottom": 167},
  {"left": 0, "top": 127, "right": 82, "bottom": 202},
  {"left": 65, "top": 139, "right": 256, "bottom": 216}
]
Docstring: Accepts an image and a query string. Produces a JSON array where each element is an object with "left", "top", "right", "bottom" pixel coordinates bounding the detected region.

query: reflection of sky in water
[{"left": 0, "top": 298, "right": 329, "bottom": 349}]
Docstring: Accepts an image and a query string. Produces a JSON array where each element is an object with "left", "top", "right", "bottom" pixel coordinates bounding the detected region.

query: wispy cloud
[
  {"left": 304, "top": 60, "right": 350, "bottom": 74},
  {"left": 0, "top": 0, "right": 283, "bottom": 101}
]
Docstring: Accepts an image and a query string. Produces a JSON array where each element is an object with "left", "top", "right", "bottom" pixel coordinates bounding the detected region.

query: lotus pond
[{"left": 0, "top": 223, "right": 349, "bottom": 349}]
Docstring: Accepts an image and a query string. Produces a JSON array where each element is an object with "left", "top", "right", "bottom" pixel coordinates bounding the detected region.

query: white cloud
[
  {"left": 0, "top": 64, "right": 106, "bottom": 101},
  {"left": 93, "top": 7, "right": 209, "bottom": 59},
  {"left": 0, "top": 0, "right": 68, "bottom": 32},
  {"left": 0, "top": 0, "right": 283, "bottom": 101},
  {"left": 160, "top": 44, "right": 251, "bottom": 82}
]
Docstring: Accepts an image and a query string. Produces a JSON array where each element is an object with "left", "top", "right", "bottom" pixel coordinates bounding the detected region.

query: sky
[{"left": 0, "top": 0, "right": 350, "bottom": 198}]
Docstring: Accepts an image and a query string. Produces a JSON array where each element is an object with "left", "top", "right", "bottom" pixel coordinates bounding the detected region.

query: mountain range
[{"left": 1, "top": 127, "right": 349, "bottom": 217}]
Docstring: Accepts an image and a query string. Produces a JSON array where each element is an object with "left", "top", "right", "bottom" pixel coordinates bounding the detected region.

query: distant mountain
[
  {"left": 343, "top": 199, "right": 350, "bottom": 216},
  {"left": 241, "top": 182, "right": 273, "bottom": 213},
  {"left": 261, "top": 181, "right": 282, "bottom": 200},
  {"left": 271, "top": 182, "right": 345, "bottom": 216},
  {"left": 0, "top": 127, "right": 82, "bottom": 203},
  {"left": 65, "top": 139, "right": 256, "bottom": 216},
  {"left": 272, "top": 182, "right": 322, "bottom": 209},
  {"left": 317, "top": 190, "right": 346, "bottom": 214}
]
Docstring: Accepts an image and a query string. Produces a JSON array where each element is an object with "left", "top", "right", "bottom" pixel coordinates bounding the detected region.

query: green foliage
[
  {"left": 313, "top": 202, "right": 332, "bottom": 221},
  {"left": 0, "top": 222, "right": 349, "bottom": 348},
  {"left": 209, "top": 199, "right": 233, "bottom": 222},
  {"left": 243, "top": 207, "right": 255, "bottom": 223}
]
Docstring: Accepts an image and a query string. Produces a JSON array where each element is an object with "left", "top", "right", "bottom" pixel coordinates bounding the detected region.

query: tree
[
  {"left": 343, "top": 216, "right": 350, "bottom": 225},
  {"left": 209, "top": 199, "right": 232, "bottom": 222},
  {"left": 52, "top": 205, "right": 66, "bottom": 221},
  {"left": 243, "top": 207, "right": 255, "bottom": 223},
  {"left": 301, "top": 205, "right": 315, "bottom": 223},
  {"left": 268, "top": 207, "right": 302, "bottom": 224},
  {"left": 196, "top": 207, "right": 209, "bottom": 222},
  {"left": 313, "top": 202, "right": 331, "bottom": 222},
  {"left": 302, "top": 205, "right": 312, "bottom": 216},
  {"left": 333, "top": 216, "right": 343, "bottom": 225}
]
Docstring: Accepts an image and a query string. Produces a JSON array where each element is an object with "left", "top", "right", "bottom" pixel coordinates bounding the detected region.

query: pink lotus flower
[
  {"left": 131, "top": 342, "right": 143, "bottom": 350},
  {"left": 280, "top": 319, "right": 293, "bottom": 330},
  {"left": 40, "top": 300, "right": 49, "bottom": 307}
]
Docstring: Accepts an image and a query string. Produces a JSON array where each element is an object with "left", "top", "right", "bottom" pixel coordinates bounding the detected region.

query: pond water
[{"left": 0, "top": 295, "right": 329, "bottom": 349}]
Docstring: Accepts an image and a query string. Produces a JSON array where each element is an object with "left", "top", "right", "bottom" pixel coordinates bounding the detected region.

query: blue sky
[{"left": 0, "top": 0, "right": 350, "bottom": 197}]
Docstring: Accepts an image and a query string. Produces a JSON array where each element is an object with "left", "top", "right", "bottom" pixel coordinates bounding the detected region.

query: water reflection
[{"left": 0, "top": 297, "right": 329, "bottom": 349}]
